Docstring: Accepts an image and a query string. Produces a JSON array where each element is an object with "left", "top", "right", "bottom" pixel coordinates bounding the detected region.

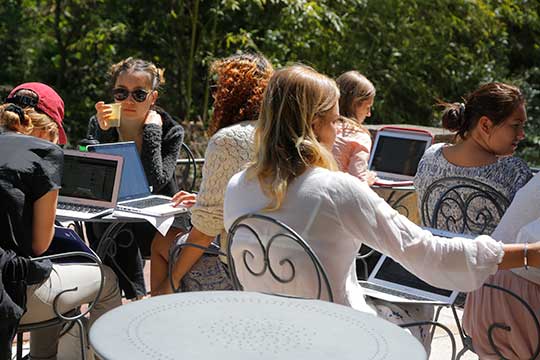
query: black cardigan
[
  {"left": 0, "top": 247, "right": 52, "bottom": 358},
  {"left": 87, "top": 107, "right": 185, "bottom": 196}
]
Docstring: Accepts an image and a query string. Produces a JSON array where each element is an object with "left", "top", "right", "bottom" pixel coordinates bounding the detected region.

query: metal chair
[
  {"left": 15, "top": 251, "right": 105, "bottom": 360},
  {"left": 226, "top": 213, "right": 456, "bottom": 358},
  {"left": 226, "top": 213, "right": 333, "bottom": 302},
  {"left": 420, "top": 176, "right": 540, "bottom": 359},
  {"left": 420, "top": 176, "right": 510, "bottom": 235},
  {"left": 176, "top": 143, "right": 197, "bottom": 192}
]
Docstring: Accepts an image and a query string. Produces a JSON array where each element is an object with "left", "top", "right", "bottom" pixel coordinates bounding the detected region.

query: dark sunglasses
[{"left": 112, "top": 88, "right": 151, "bottom": 103}]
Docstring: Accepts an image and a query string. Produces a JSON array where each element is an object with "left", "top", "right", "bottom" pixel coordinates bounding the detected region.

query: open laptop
[
  {"left": 57, "top": 150, "right": 123, "bottom": 220},
  {"left": 358, "top": 228, "right": 462, "bottom": 305},
  {"left": 368, "top": 127, "right": 433, "bottom": 186},
  {"left": 87, "top": 142, "right": 188, "bottom": 217}
]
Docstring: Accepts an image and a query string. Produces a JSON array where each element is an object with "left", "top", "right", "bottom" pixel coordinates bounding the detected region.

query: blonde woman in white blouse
[
  {"left": 151, "top": 53, "right": 273, "bottom": 295},
  {"left": 223, "top": 64, "right": 540, "bottom": 346}
]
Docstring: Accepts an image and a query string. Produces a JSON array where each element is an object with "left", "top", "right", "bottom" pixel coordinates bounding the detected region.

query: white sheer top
[{"left": 224, "top": 167, "right": 504, "bottom": 312}]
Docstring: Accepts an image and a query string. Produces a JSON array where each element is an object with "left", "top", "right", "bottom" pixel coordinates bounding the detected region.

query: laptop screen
[
  {"left": 369, "top": 135, "right": 428, "bottom": 176},
  {"left": 61, "top": 154, "right": 117, "bottom": 202},
  {"left": 375, "top": 257, "right": 453, "bottom": 297},
  {"left": 88, "top": 142, "right": 150, "bottom": 201}
]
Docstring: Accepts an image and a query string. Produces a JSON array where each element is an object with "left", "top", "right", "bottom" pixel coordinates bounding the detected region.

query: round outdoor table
[{"left": 89, "top": 291, "right": 426, "bottom": 360}]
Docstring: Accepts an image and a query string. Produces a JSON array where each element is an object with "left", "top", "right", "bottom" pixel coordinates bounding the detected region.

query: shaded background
[{"left": 1, "top": 0, "right": 539, "bottom": 165}]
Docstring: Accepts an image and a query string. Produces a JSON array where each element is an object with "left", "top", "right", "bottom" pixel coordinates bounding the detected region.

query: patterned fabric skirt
[{"left": 463, "top": 270, "right": 540, "bottom": 359}]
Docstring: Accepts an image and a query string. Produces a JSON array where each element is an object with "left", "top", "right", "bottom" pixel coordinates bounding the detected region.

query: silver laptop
[
  {"left": 359, "top": 227, "right": 461, "bottom": 305},
  {"left": 87, "top": 142, "right": 188, "bottom": 217},
  {"left": 368, "top": 128, "right": 433, "bottom": 186},
  {"left": 57, "top": 150, "right": 123, "bottom": 220}
]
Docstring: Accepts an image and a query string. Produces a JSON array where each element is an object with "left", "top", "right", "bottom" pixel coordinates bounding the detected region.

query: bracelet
[{"left": 524, "top": 242, "right": 529, "bottom": 270}]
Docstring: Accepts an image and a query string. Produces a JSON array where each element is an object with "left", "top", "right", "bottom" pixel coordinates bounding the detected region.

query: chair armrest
[
  {"left": 483, "top": 283, "right": 540, "bottom": 360},
  {"left": 31, "top": 251, "right": 104, "bottom": 321}
]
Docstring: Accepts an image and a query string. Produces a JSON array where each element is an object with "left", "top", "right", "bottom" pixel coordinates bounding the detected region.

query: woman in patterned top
[
  {"left": 414, "top": 82, "right": 534, "bottom": 358},
  {"left": 151, "top": 53, "right": 273, "bottom": 295},
  {"left": 332, "top": 71, "right": 377, "bottom": 184},
  {"left": 414, "top": 82, "right": 532, "bottom": 224}
]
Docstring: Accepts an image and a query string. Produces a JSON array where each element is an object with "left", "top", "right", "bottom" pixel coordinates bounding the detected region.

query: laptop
[
  {"left": 358, "top": 228, "right": 463, "bottom": 305},
  {"left": 57, "top": 150, "right": 123, "bottom": 220},
  {"left": 87, "top": 141, "right": 188, "bottom": 217},
  {"left": 368, "top": 127, "right": 433, "bottom": 186}
]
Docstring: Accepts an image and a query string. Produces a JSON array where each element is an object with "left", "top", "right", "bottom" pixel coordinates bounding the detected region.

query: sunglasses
[{"left": 112, "top": 88, "right": 151, "bottom": 103}]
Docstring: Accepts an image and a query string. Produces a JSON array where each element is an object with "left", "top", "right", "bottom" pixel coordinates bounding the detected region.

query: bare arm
[
  {"left": 500, "top": 242, "right": 540, "bottom": 270},
  {"left": 32, "top": 189, "right": 59, "bottom": 256}
]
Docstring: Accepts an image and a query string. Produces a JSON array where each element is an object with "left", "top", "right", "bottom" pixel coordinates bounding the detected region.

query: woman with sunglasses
[{"left": 86, "top": 57, "right": 184, "bottom": 299}]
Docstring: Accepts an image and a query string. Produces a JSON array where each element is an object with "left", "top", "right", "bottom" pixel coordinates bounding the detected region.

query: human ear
[
  {"left": 478, "top": 116, "right": 494, "bottom": 135},
  {"left": 151, "top": 90, "right": 158, "bottom": 105}
]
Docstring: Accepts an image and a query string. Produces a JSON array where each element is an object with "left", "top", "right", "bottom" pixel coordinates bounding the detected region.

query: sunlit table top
[{"left": 89, "top": 291, "right": 426, "bottom": 360}]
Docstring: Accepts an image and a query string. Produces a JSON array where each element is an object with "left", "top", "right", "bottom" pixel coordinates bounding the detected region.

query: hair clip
[{"left": 5, "top": 104, "right": 26, "bottom": 125}]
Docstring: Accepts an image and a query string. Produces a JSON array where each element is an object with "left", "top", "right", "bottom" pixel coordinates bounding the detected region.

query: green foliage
[{"left": 0, "top": 0, "right": 539, "bottom": 164}]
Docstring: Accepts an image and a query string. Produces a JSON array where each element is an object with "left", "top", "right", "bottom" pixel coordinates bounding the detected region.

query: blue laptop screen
[{"left": 88, "top": 142, "right": 150, "bottom": 201}]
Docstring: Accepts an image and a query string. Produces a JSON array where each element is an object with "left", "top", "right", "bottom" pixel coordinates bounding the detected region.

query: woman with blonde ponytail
[{"left": 224, "top": 65, "right": 540, "bottom": 353}]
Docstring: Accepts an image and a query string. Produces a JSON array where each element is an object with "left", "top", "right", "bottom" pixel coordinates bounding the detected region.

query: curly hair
[{"left": 207, "top": 53, "right": 273, "bottom": 136}]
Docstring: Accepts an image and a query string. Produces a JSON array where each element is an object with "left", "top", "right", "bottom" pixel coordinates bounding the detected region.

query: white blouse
[{"left": 224, "top": 167, "right": 504, "bottom": 312}]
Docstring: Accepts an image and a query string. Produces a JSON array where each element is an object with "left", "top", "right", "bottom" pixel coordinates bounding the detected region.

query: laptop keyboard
[
  {"left": 360, "top": 282, "right": 431, "bottom": 302},
  {"left": 58, "top": 202, "right": 109, "bottom": 214},
  {"left": 121, "top": 197, "right": 171, "bottom": 209}
]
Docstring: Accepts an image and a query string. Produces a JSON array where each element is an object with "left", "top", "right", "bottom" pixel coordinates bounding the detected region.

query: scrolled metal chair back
[
  {"left": 421, "top": 176, "right": 510, "bottom": 235},
  {"left": 176, "top": 143, "right": 197, "bottom": 192},
  {"left": 226, "top": 213, "right": 333, "bottom": 302}
]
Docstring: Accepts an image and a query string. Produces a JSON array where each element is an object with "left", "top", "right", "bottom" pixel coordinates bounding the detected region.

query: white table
[{"left": 90, "top": 291, "right": 426, "bottom": 360}]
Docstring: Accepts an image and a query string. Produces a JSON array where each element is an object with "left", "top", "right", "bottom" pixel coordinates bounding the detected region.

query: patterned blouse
[{"left": 414, "top": 143, "right": 532, "bottom": 234}]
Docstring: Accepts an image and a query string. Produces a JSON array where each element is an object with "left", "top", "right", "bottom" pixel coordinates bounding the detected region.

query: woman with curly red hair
[{"left": 151, "top": 53, "right": 273, "bottom": 295}]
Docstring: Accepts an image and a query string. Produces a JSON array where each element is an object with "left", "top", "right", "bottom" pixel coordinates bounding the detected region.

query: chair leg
[
  {"left": 451, "top": 305, "right": 474, "bottom": 359},
  {"left": 16, "top": 332, "right": 23, "bottom": 360},
  {"left": 430, "top": 306, "right": 444, "bottom": 340},
  {"left": 74, "top": 318, "right": 87, "bottom": 360}
]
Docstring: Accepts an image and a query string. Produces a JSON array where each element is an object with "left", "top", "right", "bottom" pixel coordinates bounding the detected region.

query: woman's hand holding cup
[{"left": 95, "top": 101, "right": 121, "bottom": 130}]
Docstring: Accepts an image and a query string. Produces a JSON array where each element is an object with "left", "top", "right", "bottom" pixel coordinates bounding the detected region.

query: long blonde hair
[{"left": 247, "top": 65, "right": 339, "bottom": 210}]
